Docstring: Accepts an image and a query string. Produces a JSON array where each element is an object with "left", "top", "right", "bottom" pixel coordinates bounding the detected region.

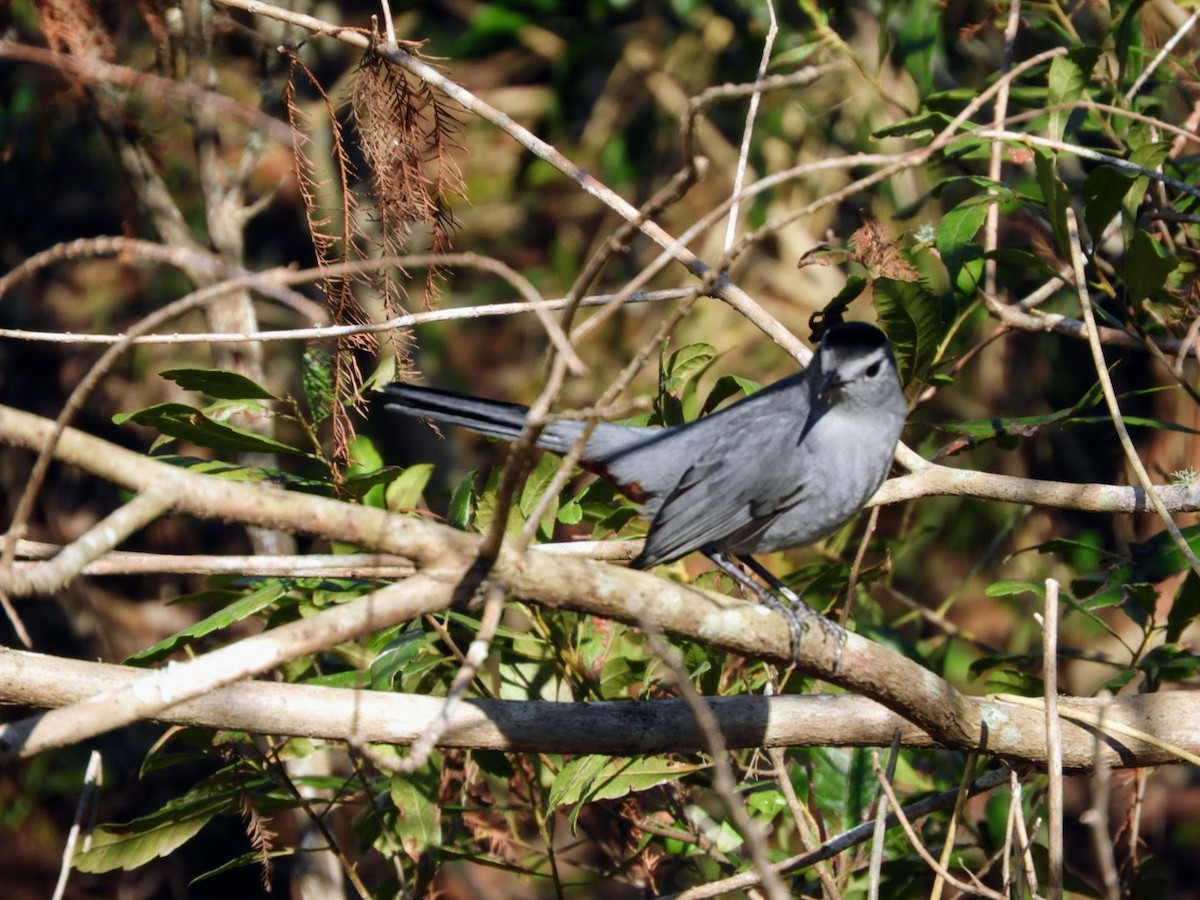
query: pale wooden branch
[
  {"left": 9, "top": 538, "right": 639, "bottom": 578},
  {"left": 0, "top": 575, "right": 456, "bottom": 760},
  {"left": 3, "top": 487, "right": 174, "bottom": 595},
  {"left": 1, "top": 404, "right": 1199, "bottom": 768},
  {"left": 3, "top": 648, "right": 1200, "bottom": 770}
]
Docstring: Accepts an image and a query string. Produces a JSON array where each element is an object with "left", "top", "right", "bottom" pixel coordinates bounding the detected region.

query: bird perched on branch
[{"left": 379, "top": 321, "right": 906, "bottom": 657}]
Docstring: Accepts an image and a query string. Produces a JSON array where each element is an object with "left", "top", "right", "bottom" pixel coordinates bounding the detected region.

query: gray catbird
[{"left": 379, "top": 321, "right": 906, "bottom": 650}]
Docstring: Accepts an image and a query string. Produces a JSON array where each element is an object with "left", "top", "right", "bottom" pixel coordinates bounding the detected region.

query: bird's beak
[{"left": 817, "top": 371, "right": 845, "bottom": 401}]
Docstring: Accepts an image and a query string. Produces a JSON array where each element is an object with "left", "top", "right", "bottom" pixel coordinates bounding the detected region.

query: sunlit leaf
[{"left": 160, "top": 368, "right": 279, "bottom": 401}]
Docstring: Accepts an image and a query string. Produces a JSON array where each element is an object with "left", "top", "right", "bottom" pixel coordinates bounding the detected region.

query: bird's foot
[{"left": 768, "top": 583, "right": 846, "bottom": 673}]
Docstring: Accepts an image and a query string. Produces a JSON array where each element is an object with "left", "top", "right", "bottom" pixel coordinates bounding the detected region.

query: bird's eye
[{"left": 865, "top": 361, "right": 882, "bottom": 377}]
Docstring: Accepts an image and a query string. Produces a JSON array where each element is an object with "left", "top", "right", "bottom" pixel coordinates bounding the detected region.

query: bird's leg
[
  {"left": 735, "top": 554, "right": 847, "bottom": 672},
  {"left": 705, "top": 550, "right": 811, "bottom": 664}
]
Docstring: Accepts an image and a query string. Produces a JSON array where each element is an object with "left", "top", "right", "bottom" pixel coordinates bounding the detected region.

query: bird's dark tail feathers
[{"left": 380, "top": 383, "right": 587, "bottom": 454}]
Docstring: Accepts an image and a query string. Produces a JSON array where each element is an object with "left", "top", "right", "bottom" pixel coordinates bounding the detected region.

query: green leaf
[
  {"left": 384, "top": 464, "right": 435, "bottom": 512},
  {"left": 807, "top": 748, "right": 876, "bottom": 832},
  {"left": 985, "top": 580, "right": 1045, "bottom": 598},
  {"left": 126, "top": 581, "right": 289, "bottom": 665},
  {"left": 1138, "top": 643, "right": 1200, "bottom": 685},
  {"left": 873, "top": 111, "right": 954, "bottom": 140},
  {"left": 1125, "top": 229, "right": 1178, "bottom": 303},
  {"left": 1081, "top": 166, "right": 1136, "bottom": 240},
  {"left": 114, "top": 403, "right": 308, "bottom": 456},
  {"left": 983, "top": 667, "right": 1043, "bottom": 696},
  {"left": 475, "top": 469, "right": 526, "bottom": 542},
  {"left": 1034, "top": 149, "right": 1071, "bottom": 259},
  {"left": 74, "top": 774, "right": 257, "bottom": 872},
  {"left": 1114, "top": 0, "right": 1150, "bottom": 87},
  {"left": 370, "top": 626, "right": 428, "bottom": 691},
  {"left": 872, "top": 278, "right": 949, "bottom": 384},
  {"left": 662, "top": 343, "right": 718, "bottom": 394},
  {"left": 1085, "top": 524, "right": 1200, "bottom": 609},
  {"left": 936, "top": 199, "right": 990, "bottom": 300},
  {"left": 699, "top": 374, "right": 760, "bottom": 417},
  {"left": 894, "top": 0, "right": 940, "bottom": 98},
  {"left": 822, "top": 274, "right": 868, "bottom": 324},
  {"left": 388, "top": 773, "right": 442, "bottom": 857},
  {"left": 984, "top": 249, "right": 1066, "bottom": 284},
  {"left": 1047, "top": 49, "right": 1099, "bottom": 141},
  {"left": 519, "top": 453, "right": 563, "bottom": 537},
  {"left": 549, "top": 756, "right": 700, "bottom": 831},
  {"left": 448, "top": 470, "right": 476, "bottom": 530},
  {"left": 1168, "top": 572, "right": 1200, "bottom": 645},
  {"left": 302, "top": 347, "right": 335, "bottom": 425},
  {"left": 557, "top": 497, "right": 583, "bottom": 525},
  {"left": 160, "top": 368, "right": 279, "bottom": 401}
]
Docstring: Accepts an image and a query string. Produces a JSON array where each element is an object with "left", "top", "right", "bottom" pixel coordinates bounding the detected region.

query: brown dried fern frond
[
  {"left": 37, "top": 0, "right": 116, "bottom": 66},
  {"left": 284, "top": 52, "right": 382, "bottom": 466},
  {"left": 238, "top": 792, "right": 277, "bottom": 891},
  {"left": 351, "top": 48, "right": 465, "bottom": 311}
]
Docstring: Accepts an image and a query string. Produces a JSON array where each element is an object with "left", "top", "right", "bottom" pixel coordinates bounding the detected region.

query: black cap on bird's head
[
  {"left": 818, "top": 320, "right": 888, "bottom": 353},
  {"left": 811, "top": 322, "right": 896, "bottom": 402}
]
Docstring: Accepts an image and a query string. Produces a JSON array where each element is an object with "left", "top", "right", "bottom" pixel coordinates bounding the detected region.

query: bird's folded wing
[{"left": 634, "top": 438, "right": 806, "bottom": 568}]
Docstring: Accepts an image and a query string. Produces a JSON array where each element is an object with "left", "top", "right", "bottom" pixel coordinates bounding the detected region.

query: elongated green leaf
[
  {"left": 872, "top": 278, "right": 949, "bottom": 385},
  {"left": 302, "top": 346, "right": 334, "bottom": 425},
  {"left": 985, "top": 580, "right": 1044, "bottom": 598},
  {"left": 127, "top": 581, "right": 289, "bottom": 665},
  {"left": 895, "top": 0, "right": 939, "bottom": 97},
  {"left": 1167, "top": 571, "right": 1200, "bottom": 644},
  {"left": 549, "top": 756, "right": 701, "bottom": 831},
  {"left": 370, "top": 627, "right": 428, "bottom": 690},
  {"left": 76, "top": 813, "right": 217, "bottom": 873},
  {"left": 984, "top": 249, "right": 1064, "bottom": 284},
  {"left": 1034, "top": 150, "right": 1071, "bottom": 259},
  {"left": 74, "top": 774, "right": 260, "bottom": 872},
  {"left": 159, "top": 368, "right": 278, "bottom": 401},
  {"left": 873, "top": 111, "right": 954, "bottom": 140},
  {"left": 114, "top": 403, "right": 308, "bottom": 456}
]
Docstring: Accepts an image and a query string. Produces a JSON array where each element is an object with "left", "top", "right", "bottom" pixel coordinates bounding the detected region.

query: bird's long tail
[{"left": 380, "top": 383, "right": 587, "bottom": 454}]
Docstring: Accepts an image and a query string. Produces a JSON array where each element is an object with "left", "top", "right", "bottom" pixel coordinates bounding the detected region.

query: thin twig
[
  {"left": 647, "top": 633, "right": 790, "bottom": 900},
  {"left": 0, "top": 40, "right": 293, "bottom": 143},
  {"left": 867, "top": 730, "right": 902, "bottom": 900},
  {"left": 676, "top": 768, "right": 1011, "bottom": 899},
  {"left": 871, "top": 757, "right": 1008, "bottom": 900},
  {"left": 723, "top": 0, "right": 777, "bottom": 251},
  {"left": 1066, "top": 208, "right": 1200, "bottom": 578},
  {"left": 1043, "top": 577, "right": 1064, "bottom": 900},
  {"left": 51, "top": 749, "right": 103, "bottom": 900},
  {"left": 984, "top": 0, "right": 1023, "bottom": 298},
  {"left": 1080, "top": 693, "right": 1120, "bottom": 900},
  {"left": 1124, "top": 9, "right": 1200, "bottom": 101}
]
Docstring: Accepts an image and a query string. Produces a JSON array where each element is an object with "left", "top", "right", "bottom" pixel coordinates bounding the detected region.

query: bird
[{"left": 378, "top": 321, "right": 907, "bottom": 656}]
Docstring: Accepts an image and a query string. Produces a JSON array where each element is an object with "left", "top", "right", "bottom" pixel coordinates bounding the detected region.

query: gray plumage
[{"left": 379, "top": 321, "right": 906, "bottom": 570}]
